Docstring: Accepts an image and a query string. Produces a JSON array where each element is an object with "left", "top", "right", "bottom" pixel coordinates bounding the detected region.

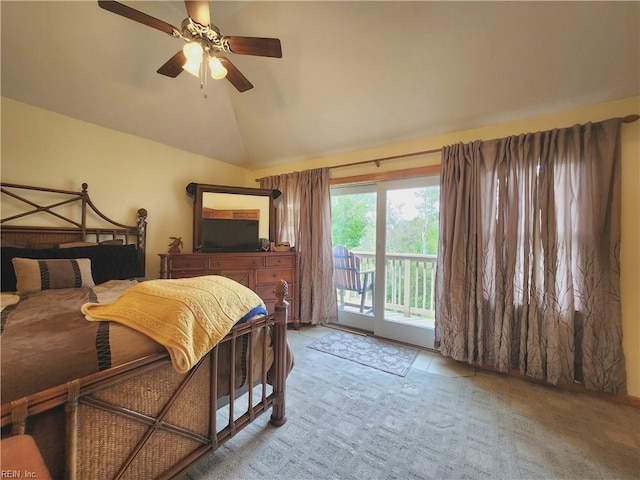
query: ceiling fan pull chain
[{"left": 202, "top": 54, "right": 208, "bottom": 99}]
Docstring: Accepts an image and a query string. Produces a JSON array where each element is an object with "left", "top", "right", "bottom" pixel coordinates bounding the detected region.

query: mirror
[{"left": 188, "top": 183, "right": 276, "bottom": 253}]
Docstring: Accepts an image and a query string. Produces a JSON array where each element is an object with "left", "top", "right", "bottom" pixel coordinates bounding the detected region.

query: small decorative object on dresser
[
  {"left": 271, "top": 241, "right": 291, "bottom": 252},
  {"left": 168, "top": 236, "right": 183, "bottom": 254},
  {"left": 159, "top": 251, "right": 301, "bottom": 328}
]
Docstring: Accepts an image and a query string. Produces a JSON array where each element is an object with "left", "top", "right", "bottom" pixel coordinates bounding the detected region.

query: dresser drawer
[
  {"left": 256, "top": 268, "right": 294, "bottom": 285},
  {"left": 265, "top": 255, "right": 295, "bottom": 267},
  {"left": 256, "top": 284, "right": 276, "bottom": 300},
  {"left": 208, "top": 257, "right": 261, "bottom": 269},
  {"left": 169, "top": 256, "right": 207, "bottom": 270},
  {"left": 218, "top": 270, "right": 252, "bottom": 289}
]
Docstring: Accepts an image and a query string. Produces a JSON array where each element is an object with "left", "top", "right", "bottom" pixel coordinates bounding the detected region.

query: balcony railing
[{"left": 337, "top": 251, "right": 437, "bottom": 322}]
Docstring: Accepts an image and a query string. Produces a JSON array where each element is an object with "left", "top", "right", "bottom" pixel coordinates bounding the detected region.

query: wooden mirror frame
[{"left": 188, "top": 183, "right": 276, "bottom": 252}]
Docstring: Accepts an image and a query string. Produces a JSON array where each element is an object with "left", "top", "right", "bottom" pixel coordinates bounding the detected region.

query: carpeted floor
[
  {"left": 182, "top": 326, "right": 640, "bottom": 480},
  {"left": 307, "top": 329, "right": 420, "bottom": 376}
]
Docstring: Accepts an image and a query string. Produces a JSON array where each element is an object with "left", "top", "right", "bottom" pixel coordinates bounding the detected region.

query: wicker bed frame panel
[{"left": 3, "top": 294, "right": 289, "bottom": 480}]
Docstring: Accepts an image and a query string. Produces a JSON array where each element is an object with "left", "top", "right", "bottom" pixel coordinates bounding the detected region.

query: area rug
[{"left": 307, "top": 329, "right": 419, "bottom": 376}]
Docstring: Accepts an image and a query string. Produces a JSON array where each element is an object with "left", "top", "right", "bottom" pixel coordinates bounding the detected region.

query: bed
[{"left": 0, "top": 182, "right": 292, "bottom": 479}]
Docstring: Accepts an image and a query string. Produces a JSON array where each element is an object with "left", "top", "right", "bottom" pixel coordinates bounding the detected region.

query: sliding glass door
[{"left": 331, "top": 176, "right": 439, "bottom": 348}]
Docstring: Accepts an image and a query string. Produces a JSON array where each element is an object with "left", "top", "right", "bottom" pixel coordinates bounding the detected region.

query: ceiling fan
[{"left": 98, "top": 0, "right": 282, "bottom": 93}]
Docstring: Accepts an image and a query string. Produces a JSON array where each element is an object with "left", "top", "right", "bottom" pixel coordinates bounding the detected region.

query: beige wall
[
  {"left": 2, "top": 95, "right": 638, "bottom": 399},
  {"left": 251, "top": 96, "right": 640, "bottom": 399},
  {"left": 1, "top": 97, "right": 251, "bottom": 276}
]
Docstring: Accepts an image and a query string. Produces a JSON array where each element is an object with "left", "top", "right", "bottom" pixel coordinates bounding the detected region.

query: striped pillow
[{"left": 12, "top": 258, "right": 95, "bottom": 294}]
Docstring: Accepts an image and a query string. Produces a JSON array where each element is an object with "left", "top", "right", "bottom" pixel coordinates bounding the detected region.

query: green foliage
[
  {"left": 331, "top": 186, "right": 440, "bottom": 254},
  {"left": 386, "top": 186, "right": 440, "bottom": 254},
  {"left": 331, "top": 193, "right": 375, "bottom": 249}
]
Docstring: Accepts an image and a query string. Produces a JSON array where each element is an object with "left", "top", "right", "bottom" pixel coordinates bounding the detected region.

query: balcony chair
[{"left": 333, "top": 245, "right": 375, "bottom": 313}]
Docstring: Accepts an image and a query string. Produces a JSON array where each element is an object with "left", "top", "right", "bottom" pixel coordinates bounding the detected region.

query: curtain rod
[
  {"left": 254, "top": 147, "right": 441, "bottom": 182},
  {"left": 256, "top": 114, "right": 639, "bottom": 182},
  {"left": 328, "top": 114, "right": 639, "bottom": 171},
  {"left": 328, "top": 115, "right": 640, "bottom": 171},
  {"left": 329, "top": 147, "right": 442, "bottom": 170},
  {"left": 331, "top": 115, "right": 639, "bottom": 169}
]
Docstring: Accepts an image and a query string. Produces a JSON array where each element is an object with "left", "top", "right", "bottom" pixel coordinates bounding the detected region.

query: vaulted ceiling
[{"left": 2, "top": 1, "right": 638, "bottom": 169}]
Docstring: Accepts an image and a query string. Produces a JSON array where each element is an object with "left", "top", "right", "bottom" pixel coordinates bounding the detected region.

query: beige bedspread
[{"left": 1, "top": 280, "right": 165, "bottom": 403}]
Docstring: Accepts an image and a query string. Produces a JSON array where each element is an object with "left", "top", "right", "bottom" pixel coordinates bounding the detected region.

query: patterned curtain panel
[
  {"left": 435, "top": 118, "right": 626, "bottom": 394},
  {"left": 260, "top": 168, "right": 338, "bottom": 325}
]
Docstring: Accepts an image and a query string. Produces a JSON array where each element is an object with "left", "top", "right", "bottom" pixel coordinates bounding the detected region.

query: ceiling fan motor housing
[{"left": 179, "top": 18, "right": 228, "bottom": 54}]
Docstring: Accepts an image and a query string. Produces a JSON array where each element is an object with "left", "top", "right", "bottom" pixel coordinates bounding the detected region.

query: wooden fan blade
[
  {"left": 98, "top": 0, "right": 178, "bottom": 35},
  {"left": 224, "top": 36, "right": 282, "bottom": 58},
  {"left": 185, "top": 0, "right": 211, "bottom": 26},
  {"left": 157, "top": 51, "right": 187, "bottom": 78},
  {"left": 219, "top": 57, "right": 254, "bottom": 92}
]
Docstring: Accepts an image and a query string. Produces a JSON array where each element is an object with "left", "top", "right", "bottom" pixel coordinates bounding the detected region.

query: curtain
[
  {"left": 435, "top": 118, "right": 626, "bottom": 394},
  {"left": 260, "top": 168, "right": 338, "bottom": 324}
]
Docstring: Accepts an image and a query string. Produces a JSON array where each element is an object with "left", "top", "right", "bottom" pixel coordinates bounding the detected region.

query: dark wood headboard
[{"left": 1, "top": 182, "right": 147, "bottom": 271}]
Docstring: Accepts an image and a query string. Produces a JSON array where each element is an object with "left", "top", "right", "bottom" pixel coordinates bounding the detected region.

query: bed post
[
  {"left": 65, "top": 380, "right": 80, "bottom": 480},
  {"left": 80, "top": 183, "right": 88, "bottom": 241},
  {"left": 269, "top": 279, "right": 289, "bottom": 426},
  {"left": 9, "top": 398, "right": 28, "bottom": 435},
  {"left": 136, "top": 208, "right": 148, "bottom": 274}
]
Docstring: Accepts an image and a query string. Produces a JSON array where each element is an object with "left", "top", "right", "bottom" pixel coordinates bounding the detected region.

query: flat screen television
[{"left": 201, "top": 218, "right": 260, "bottom": 253}]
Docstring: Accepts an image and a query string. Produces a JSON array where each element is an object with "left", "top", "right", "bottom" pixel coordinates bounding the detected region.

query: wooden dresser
[{"left": 158, "top": 251, "right": 299, "bottom": 327}]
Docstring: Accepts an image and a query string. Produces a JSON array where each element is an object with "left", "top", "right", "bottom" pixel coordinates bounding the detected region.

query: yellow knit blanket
[{"left": 82, "top": 276, "right": 266, "bottom": 373}]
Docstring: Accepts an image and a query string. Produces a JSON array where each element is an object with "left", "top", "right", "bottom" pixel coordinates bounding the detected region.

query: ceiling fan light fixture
[
  {"left": 182, "top": 60, "right": 201, "bottom": 77},
  {"left": 182, "top": 41, "right": 203, "bottom": 63},
  {"left": 209, "top": 57, "right": 228, "bottom": 80}
]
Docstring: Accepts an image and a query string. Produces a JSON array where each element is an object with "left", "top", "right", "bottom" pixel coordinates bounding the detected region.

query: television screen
[{"left": 202, "top": 218, "right": 260, "bottom": 252}]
